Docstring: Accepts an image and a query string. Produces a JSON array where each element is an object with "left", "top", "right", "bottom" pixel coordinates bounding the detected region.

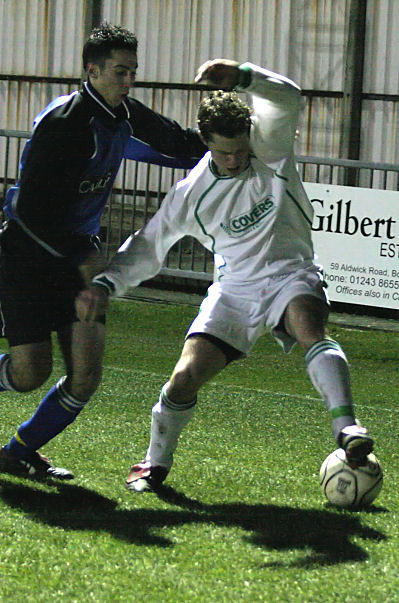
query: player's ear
[{"left": 87, "top": 63, "right": 100, "bottom": 79}]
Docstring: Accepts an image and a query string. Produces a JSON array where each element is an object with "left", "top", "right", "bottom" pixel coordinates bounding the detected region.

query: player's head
[
  {"left": 83, "top": 23, "right": 138, "bottom": 70},
  {"left": 83, "top": 23, "right": 138, "bottom": 107},
  {"left": 197, "top": 91, "right": 252, "bottom": 177}
]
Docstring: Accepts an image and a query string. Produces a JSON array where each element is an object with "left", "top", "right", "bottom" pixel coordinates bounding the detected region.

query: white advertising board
[{"left": 304, "top": 182, "right": 399, "bottom": 309}]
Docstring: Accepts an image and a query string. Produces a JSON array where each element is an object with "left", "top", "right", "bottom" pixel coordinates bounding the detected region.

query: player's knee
[
  {"left": 168, "top": 365, "right": 200, "bottom": 400},
  {"left": 285, "top": 295, "right": 328, "bottom": 347},
  {"left": 10, "top": 364, "right": 52, "bottom": 392}
]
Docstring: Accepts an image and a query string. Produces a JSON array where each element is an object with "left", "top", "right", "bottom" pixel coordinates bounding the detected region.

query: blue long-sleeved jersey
[{"left": 3, "top": 81, "right": 206, "bottom": 264}]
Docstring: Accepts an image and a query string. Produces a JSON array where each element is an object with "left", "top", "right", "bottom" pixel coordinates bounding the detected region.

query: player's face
[
  {"left": 88, "top": 49, "right": 138, "bottom": 107},
  {"left": 206, "top": 132, "right": 251, "bottom": 177}
]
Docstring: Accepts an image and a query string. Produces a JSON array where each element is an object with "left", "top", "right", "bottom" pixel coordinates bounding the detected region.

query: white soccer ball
[{"left": 320, "top": 448, "right": 383, "bottom": 508}]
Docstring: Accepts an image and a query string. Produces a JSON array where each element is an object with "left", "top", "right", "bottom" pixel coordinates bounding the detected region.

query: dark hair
[
  {"left": 82, "top": 22, "right": 138, "bottom": 70},
  {"left": 197, "top": 91, "right": 252, "bottom": 142}
]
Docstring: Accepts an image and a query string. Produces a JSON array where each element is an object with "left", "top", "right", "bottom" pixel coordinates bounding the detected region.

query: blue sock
[
  {"left": 5, "top": 377, "right": 87, "bottom": 459},
  {"left": 0, "top": 354, "right": 16, "bottom": 391}
]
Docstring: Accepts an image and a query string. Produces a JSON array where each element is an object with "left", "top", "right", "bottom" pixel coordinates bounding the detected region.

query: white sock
[
  {"left": 145, "top": 384, "right": 196, "bottom": 470},
  {"left": 306, "top": 340, "right": 356, "bottom": 440}
]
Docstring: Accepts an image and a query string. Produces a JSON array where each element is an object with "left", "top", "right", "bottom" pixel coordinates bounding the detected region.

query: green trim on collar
[{"left": 193, "top": 180, "right": 219, "bottom": 254}]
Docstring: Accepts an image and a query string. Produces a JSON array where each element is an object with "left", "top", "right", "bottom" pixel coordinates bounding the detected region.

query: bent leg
[
  {"left": 284, "top": 295, "right": 361, "bottom": 441},
  {"left": 167, "top": 334, "right": 229, "bottom": 401},
  {"left": 4, "top": 321, "right": 105, "bottom": 460},
  {"left": 145, "top": 335, "right": 228, "bottom": 471},
  {"left": 57, "top": 320, "right": 105, "bottom": 401},
  {"left": 283, "top": 294, "right": 328, "bottom": 351},
  {"left": 0, "top": 340, "right": 53, "bottom": 392}
]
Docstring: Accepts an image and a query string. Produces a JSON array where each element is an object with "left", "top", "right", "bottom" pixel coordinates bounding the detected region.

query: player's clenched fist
[
  {"left": 75, "top": 286, "right": 109, "bottom": 322},
  {"left": 195, "top": 59, "right": 240, "bottom": 89}
]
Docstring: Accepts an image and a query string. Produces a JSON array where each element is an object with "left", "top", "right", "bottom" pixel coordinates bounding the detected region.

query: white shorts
[{"left": 186, "top": 265, "right": 328, "bottom": 355}]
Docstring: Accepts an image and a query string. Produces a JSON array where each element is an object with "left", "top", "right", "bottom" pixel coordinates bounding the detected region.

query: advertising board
[{"left": 304, "top": 182, "right": 399, "bottom": 309}]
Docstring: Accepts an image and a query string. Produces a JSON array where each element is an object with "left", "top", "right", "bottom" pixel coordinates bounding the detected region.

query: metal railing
[
  {"left": 299, "top": 155, "right": 399, "bottom": 191},
  {"left": 1, "top": 128, "right": 399, "bottom": 287}
]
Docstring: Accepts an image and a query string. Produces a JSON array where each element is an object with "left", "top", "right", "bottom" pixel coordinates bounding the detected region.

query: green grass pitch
[{"left": 0, "top": 297, "right": 398, "bottom": 602}]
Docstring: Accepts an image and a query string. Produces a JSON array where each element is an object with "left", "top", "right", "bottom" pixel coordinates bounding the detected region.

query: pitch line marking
[
  {"left": 102, "top": 363, "right": 398, "bottom": 414},
  {"left": 0, "top": 350, "right": 391, "bottom": 414}
]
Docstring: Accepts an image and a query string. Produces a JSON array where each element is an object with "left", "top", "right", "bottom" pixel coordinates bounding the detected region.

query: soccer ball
[{"left": 320, "top": 448, "right": 383, "bottom": 508}]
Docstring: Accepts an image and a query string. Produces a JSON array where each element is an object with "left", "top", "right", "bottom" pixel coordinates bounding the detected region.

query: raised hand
[{"left": 195, "top": 59, "right": 240, "bottom": 89}]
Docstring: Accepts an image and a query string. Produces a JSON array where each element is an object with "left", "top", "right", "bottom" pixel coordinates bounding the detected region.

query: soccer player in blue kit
[
  {"left": 78, "top": 58, "right": 375, "bottom": 492},
  {"left": 0, "top": 23, "right": 206, "bottom": 479}
]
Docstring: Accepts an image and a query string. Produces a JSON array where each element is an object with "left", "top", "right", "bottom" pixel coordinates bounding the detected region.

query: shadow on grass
[
  {"left": 157, "top": 485, "right": 388, "bottom": 567},
  {"left": 0, "top": 478, "right": 386, "bottom": 567}
]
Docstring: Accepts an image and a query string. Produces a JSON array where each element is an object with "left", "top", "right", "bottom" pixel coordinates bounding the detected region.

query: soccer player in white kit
[{"left": 77, "top": 59, "right": 375, "bottom": 492}]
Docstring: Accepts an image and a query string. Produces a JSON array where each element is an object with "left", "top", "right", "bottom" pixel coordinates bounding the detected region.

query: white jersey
[{"left": 95, "top": 63, "right": 316, "bottom": 298}]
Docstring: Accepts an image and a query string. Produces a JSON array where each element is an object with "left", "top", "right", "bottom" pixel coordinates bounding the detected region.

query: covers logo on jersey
[{"left": 220, "top": 196, "right": 274, "bottom": 237}]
